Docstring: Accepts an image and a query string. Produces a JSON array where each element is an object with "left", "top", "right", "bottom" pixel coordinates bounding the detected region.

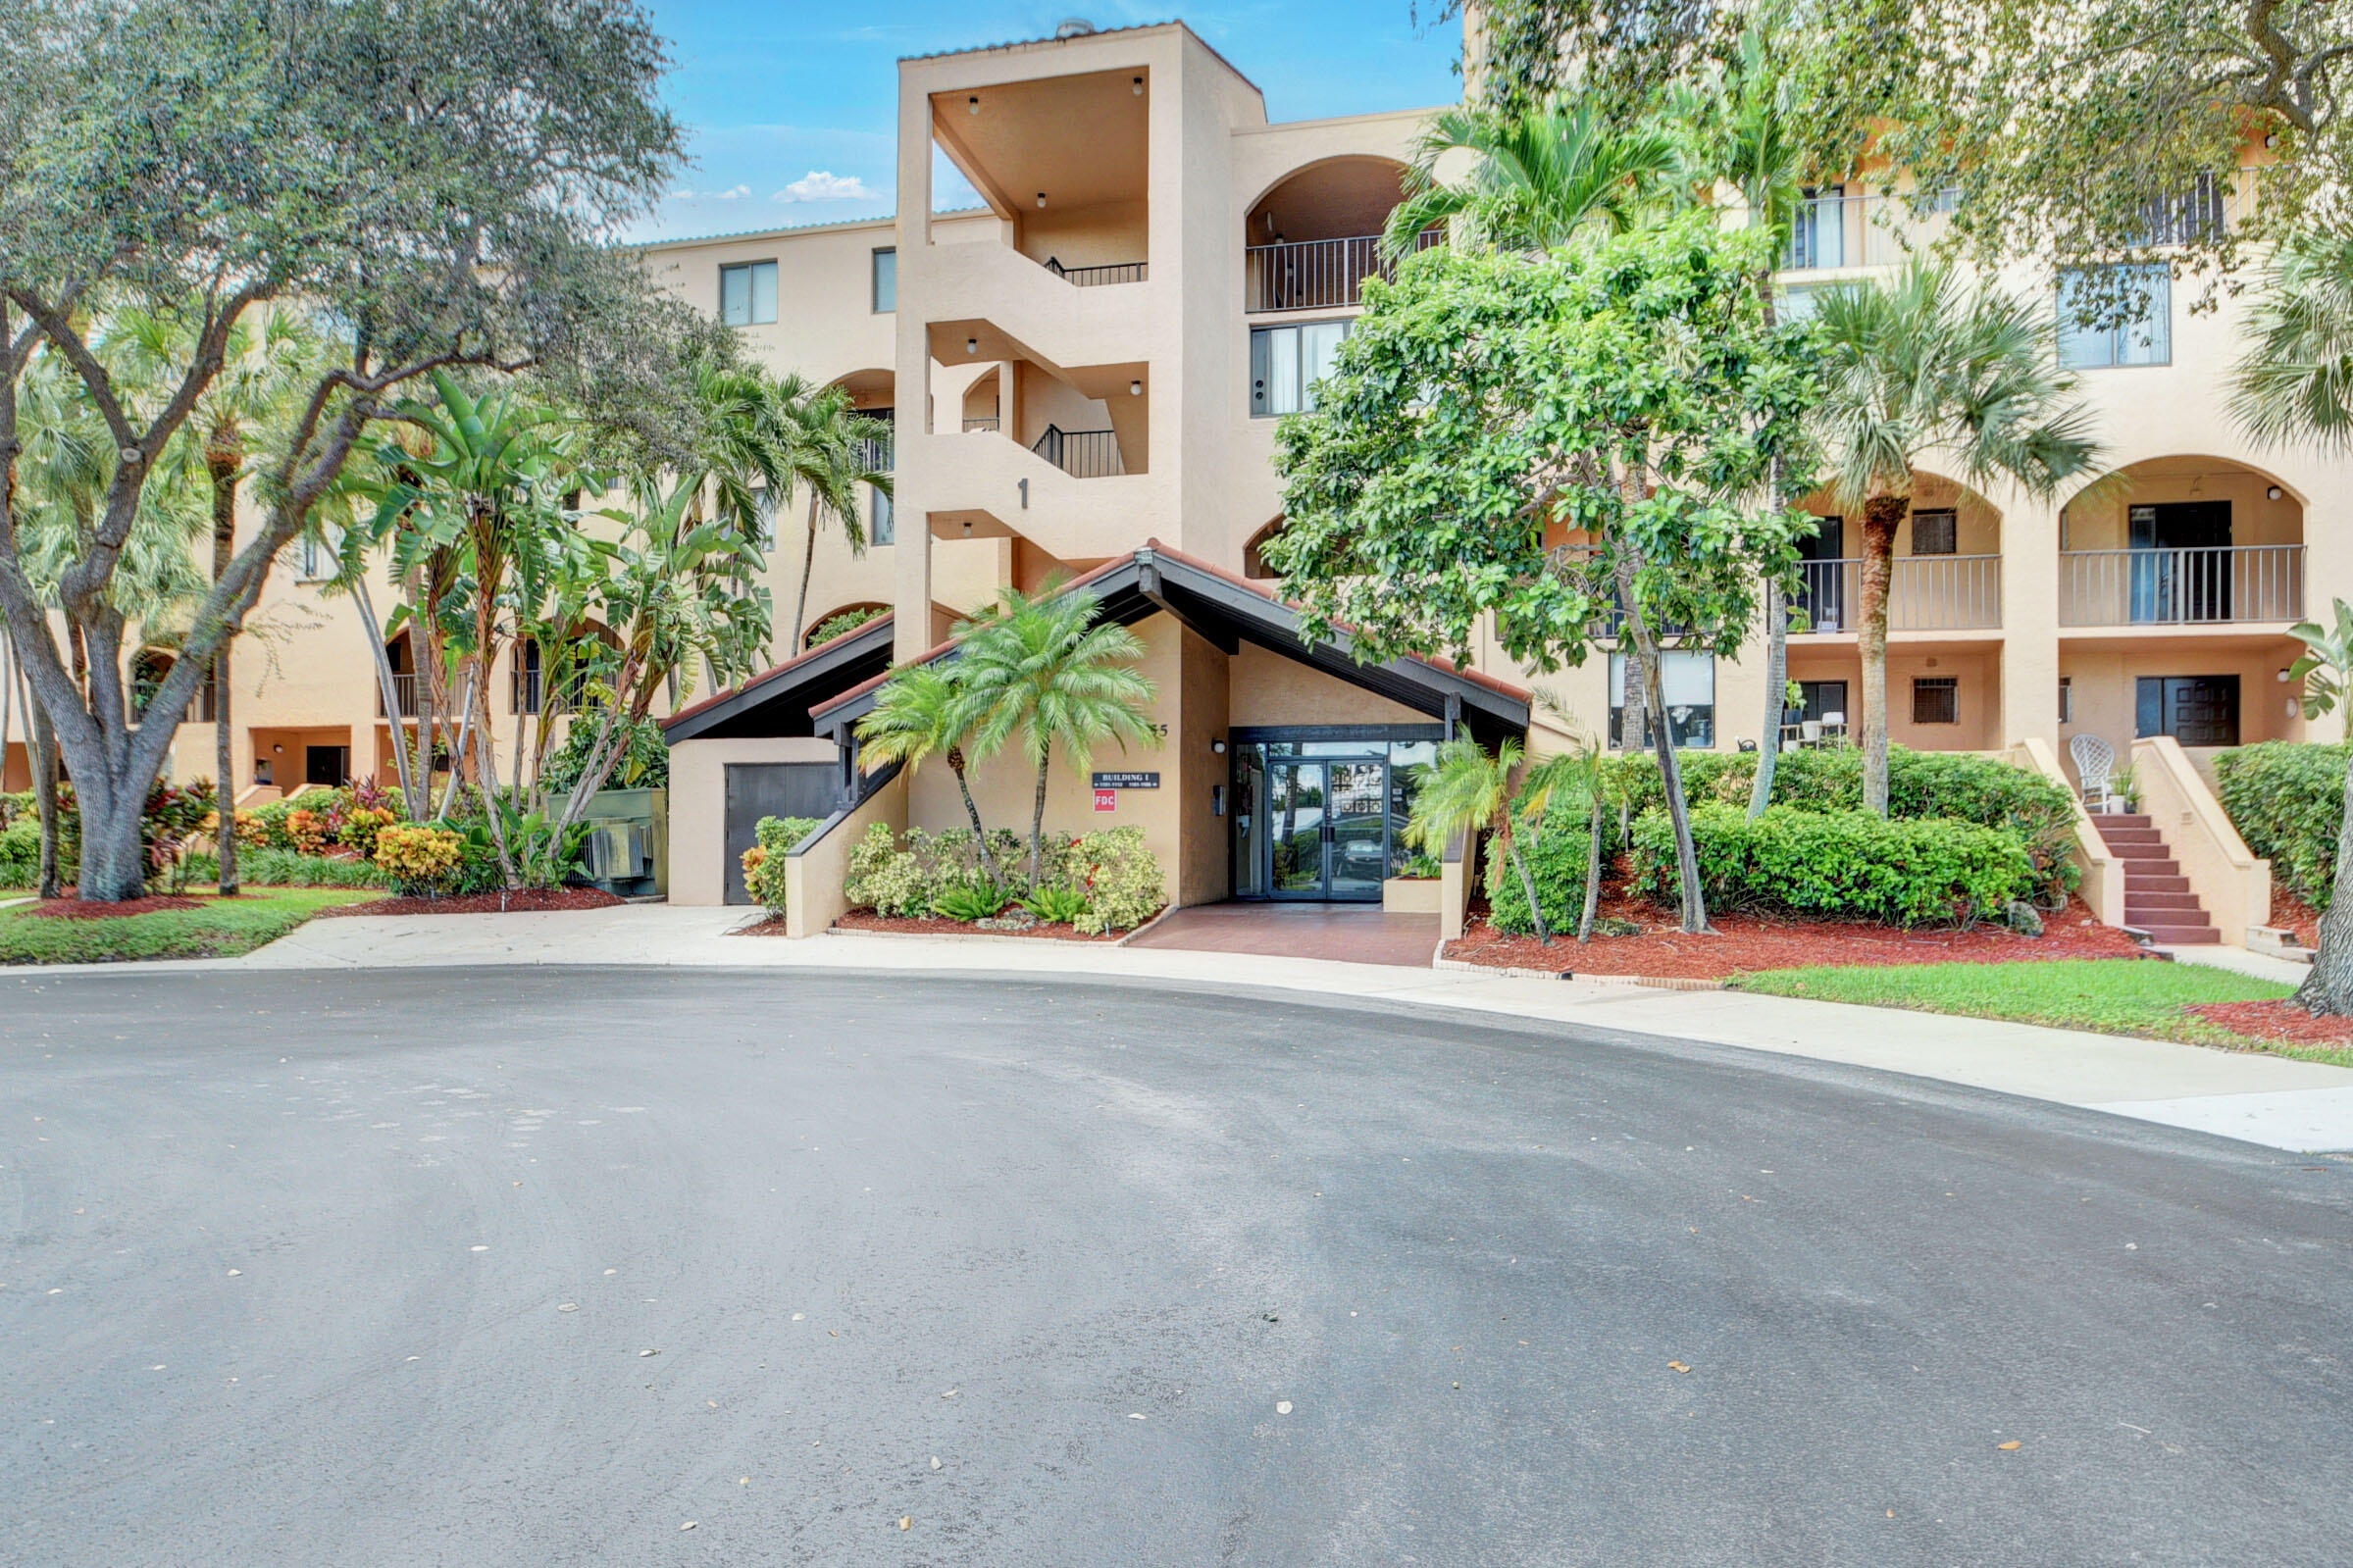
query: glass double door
[{"left": 1267, "top": 757, "right": 1388, "bottom": 900}]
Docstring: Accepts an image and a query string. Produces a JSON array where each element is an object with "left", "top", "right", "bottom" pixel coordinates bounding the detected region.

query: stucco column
[{"left": 2001, "top": 489, "right": 2062, "bottom": 754}]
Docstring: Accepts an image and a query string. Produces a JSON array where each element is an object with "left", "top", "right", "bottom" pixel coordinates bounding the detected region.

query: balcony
[
  {"left": 1778, "top": 192, "right": 1922, "bottom": 273},
  {"left": 2059, "top": 545, "right": 2304, "bottom": 627},
  {"left": 1245, "top": 229, "right": 1445, "bottom": 314},
  {"left": 1031, "top": 425, "right": 1124, "bottom": 479},
  {"left": 1792, "top": 556, "right": 2002, "bottom": 632},
  {"left": 1043, "top": 257, "right": 1146, "bottom": 287},
  {"left": 380, "top": 672, "right": 422, "bottom": 719}
]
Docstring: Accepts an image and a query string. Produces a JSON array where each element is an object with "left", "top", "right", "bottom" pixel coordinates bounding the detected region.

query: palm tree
[
  {"left": 1382, "top": 98, "right": 1679, "bottom": 261},
  {"left": 780, "top": 382, "right": 892, "bottom": 652},
  {"left": 118, "top": 307, "right": 321, "bottom": 893},
  {"left": 1811, "top": 262, "right": 2101, "bottom": 814},
  {"left": 1666, "top": 6, "right": 1814, "bottom": 819},
  {"left": 855, "top": 660, "right": 1003, "bottom": 881},
  {"left": 1513, "top": 712, "right": 1619, "bottom": 943},
  {"left": 956, "top": 582, "right": 1158, "bottom": 890},
  {"left": 2229, "top": 235, "right": 2353, "bottom": 1015},
  {"left": 1404, "top": 736, "right": 1551, "bottom": 942}
]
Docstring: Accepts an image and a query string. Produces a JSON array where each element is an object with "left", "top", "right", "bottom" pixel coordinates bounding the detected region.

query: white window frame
[{"left": 2058, "top": 266, "right": 2170, "bottom": 369}]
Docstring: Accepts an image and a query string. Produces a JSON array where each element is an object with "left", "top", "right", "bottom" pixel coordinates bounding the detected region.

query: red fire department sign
[{"left": 1094, "top": 788, "right": 1118, "bottom": 813}]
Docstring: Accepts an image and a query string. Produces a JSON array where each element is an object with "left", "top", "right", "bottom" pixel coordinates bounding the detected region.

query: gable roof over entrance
[
  {"left": 659, "top": 611, "right": 896, "bottom": 744},
  {"left": 807, "top": 541, "right": 1530, "bottom": 744}
]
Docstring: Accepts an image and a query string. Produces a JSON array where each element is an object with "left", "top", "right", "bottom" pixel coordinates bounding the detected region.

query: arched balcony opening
[
  {"left": 1788, "top": 475, "right": 2005, "bottom": 635},
  {"left": 1244, "top": 156, "right": 1432, "bottom": 314},
  {"left": 2058, "top": 455, "right": 2304, "bottom": 628}
]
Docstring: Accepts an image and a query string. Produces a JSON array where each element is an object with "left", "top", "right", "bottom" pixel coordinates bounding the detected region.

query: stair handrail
[{"left": 2128, "top": 735, "right": 2270, "bottom": 946}]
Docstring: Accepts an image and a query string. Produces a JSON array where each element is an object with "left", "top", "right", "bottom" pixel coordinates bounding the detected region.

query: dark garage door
[{"left": 723, "top": 762, "right": 844, "bottom": 906}]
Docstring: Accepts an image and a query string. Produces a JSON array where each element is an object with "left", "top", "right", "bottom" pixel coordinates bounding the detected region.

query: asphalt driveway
[{"left": 5, "top": 967, "right": 2347, "bottom": 1565}]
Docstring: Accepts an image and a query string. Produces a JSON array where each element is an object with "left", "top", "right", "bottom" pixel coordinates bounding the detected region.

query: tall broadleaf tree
[
  {"left": 1809, "top": 263, "right": 2102, "bottom": 816},
  {"left": 1267, "top": 216, "right": 1818, "bottom": 934},
  {"left": 0, "top": 0, "right": 694, "bottom": 900}
]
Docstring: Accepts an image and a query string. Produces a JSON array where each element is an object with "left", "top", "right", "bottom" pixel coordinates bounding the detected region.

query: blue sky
[{"left": 630, "top": 3, "right": 1463, "bottom": 241}]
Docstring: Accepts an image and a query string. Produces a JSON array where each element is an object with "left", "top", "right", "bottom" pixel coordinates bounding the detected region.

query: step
[
  {"left": 2093, "top": 813, "right": 2151, "bottom": 830},
  {"left": 2105, "top": 840, "right": 2174, "bottom": 860},
  {"left": 2124, "top": 890, "right": 2203, "bottom": 911},
  {"left": 2095, "top": 827, "right": 2164, "bottom": 847},
  {"left": 2136, "top": 922, "right": 2222, "bottom": 945},
  {"left": 2123, "top": 873, "right": 2191, "bottom": 894}
]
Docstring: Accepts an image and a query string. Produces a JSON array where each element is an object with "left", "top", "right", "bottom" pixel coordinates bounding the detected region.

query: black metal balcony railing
[
  {"left": 1790, "top": 556, "right": 2003, "bottom": 632},
  {"left": 1244, "top": 229, "right": 1445, "bottom": 314},
  {"left": 2137, "top": 173, "right": 2228, "bottom": 248},
  {"left": 2059, "top": 544, "right": 2302, "bottom": 626},
  {"left": 961, "top": 416, "right": 1000, "bottom": 433},
  {"left": 1044, "top": 257, "right": 1147, "bottom": 287},
  {"left": 1031, "top": 425, "right": 1124, "bottom": 479}
]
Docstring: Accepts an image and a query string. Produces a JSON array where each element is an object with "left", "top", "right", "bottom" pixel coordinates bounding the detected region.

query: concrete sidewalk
[{"left": 17, "top": 902, "right": 2353, "bottom": 1153}]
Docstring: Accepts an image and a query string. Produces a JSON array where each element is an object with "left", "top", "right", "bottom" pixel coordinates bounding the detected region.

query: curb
[
  {"left": 1113, "top": 903, "right": 1182, "bottom": 947},
  {"left": 823, "top": 926, "right": 1120, "bottom": 948},
  {"left": 1430, "top": 955, "right": 1727, "bottom": 991}
]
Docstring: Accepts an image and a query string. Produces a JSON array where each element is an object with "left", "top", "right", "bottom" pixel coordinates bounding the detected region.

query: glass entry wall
[{"left": 1229, "top": 727, "right": 1443, "bottom": 902}]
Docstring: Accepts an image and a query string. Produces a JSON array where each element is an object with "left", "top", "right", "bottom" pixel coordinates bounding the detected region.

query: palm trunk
[
  {"left": 793, "top": 490, "right": 820, "bottom": 651},
  {"left": 1501, "top": 819, "right": 1549, "bottom": 944},
  {"left": 353, "top": 582, "right": 418, "bottom": 816},
  {"left": 1618, "top": 557, "right": 1711, "bottom": 935},
  {"left": 2293, "top": 749, "right": 2353, "bottom": 1015},
  {"left": 947, "top": 748, "right": 999, "bottom": 881},
  {"left": 1578, "top": 792, "right": 1604, "bottom": 942},
  {"left": 1749, "top": 577, "right": 1785, "bottom": 820},
  {"left": 208, "top": 454, "right": 239, "bottom": 894},
  {"left": 1857, "top": 493, "right": 1906, "bottom": 817},
  {"left": 1027, "top": 739, "right": 1051, "bottom": 891},
  {"left": 26, "top": 668, "right": 61, "bottom": 897}
]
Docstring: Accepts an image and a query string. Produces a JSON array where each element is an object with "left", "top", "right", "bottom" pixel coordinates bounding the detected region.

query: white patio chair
[{"left": 2070, "top": 733, "right": 2117, "bottom": 814}]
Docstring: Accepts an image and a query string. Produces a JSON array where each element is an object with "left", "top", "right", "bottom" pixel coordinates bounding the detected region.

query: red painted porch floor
[{"left": 1125, "top": 902, "right": 1440, "bottom": 968}]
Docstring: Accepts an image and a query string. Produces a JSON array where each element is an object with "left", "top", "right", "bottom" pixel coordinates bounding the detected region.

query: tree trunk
[
  {"left": 2294, "top": 749, "right": 2353, "bottom": 1014},
  {"left": 1618, "top": 558, "right": 1711, "bottom": 935},
  {"left": 1749, "top": 578, "right": 1785, "bottom": 820},
  {"left": 353, "top": 582, "right": 418, "bottom": 815},
  {"left": 793, "top": 489, "right": 820, "bottom": 652},
  {"left": 1579, "top": 792, "right": 1604, "bottom": 942},
  {"left": 209, "top": 456, "right": 240, "bottom": 895},
  {"left": 1501, "top": 820, "right": 1549, "bottom": 944},
  {"left": 76, "top": 775, "right": 148, "bottom": 902},
  {"left": 1857, "top": 493, "right": 1906, "bottom": 817},
  {"left": 947, "top": 748, "right": 1000, "bottom": 882},
  {"left": 1027, "top": 740, "right": 1051, "bottom": 892},
  {"left": 27, "top": 675, "right": 61, "bottom": 898}
]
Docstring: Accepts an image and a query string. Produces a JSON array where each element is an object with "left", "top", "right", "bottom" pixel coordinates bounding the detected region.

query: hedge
[
  {"left": 1485, "top": 813, "right": 1605, "bottom": 936},
  {"left": 1611, "top": 745, "right": 2078, "bottom": 904},
  {"left": 1628, "top": 802, "right": 2036, "bottom": 927},
  {"left": 2215, "top": 741, "right": 2349, "bottom": 909}
]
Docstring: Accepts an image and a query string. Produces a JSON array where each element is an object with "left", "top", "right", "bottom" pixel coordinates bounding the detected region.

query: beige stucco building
[{"left": 11, "top": 18, "right": 2338, "bottom": 947}]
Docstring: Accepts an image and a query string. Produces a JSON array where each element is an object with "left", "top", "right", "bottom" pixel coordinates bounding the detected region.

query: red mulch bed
[
  {"left": 2187, "top": 999, "right": 2353, "bottom": 1046},
  {"left": 2269, "top": 888, "right": 2323, "bottom": 950},
  {"left": 1444, "top": 892, "right": 2144, "bottom": 981},
  {"left": 316, "top": 887, "right": 623, "bottom": 918},
  {"left": 21, "top": 894, "right": 205, "bottom": 920},
  {"left": 825, "top": 909, "right": 1121, "bottom": 942}
]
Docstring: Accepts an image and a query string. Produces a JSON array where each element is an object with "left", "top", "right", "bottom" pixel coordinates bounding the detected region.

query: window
[
  {"left": 1608, "top": 651, "right": 1715, "bottom": 749},
  {"left": 2058, "top": 266, "right": 2169, "bottom": 368},
  {"left": 1784, "top": 185, "right": 1846, "bottom": 269},
  {"left": 300, "top": 532, "right": 322, "bottom": 579},
  {"left": 719, "top": 260, "right": 778, "bottom": 327},
  {"left": 1910, "top": 509, "right": 1957, "bottom": 555},
  {"left": 1251, "top": 320, "right": 1352, "bottom": 417},
  {"left": 1787, "top": 681, "right": 1849, "bottom": 726},
  {"left": 871, "top": 248, "right": 896, "bottom": 313},
  {"left": 1912, "top": 677, "right": 1960, "bottom": 725},
  {"left": 2136, "top": 676, "right": 2239, "bottom": 746},
  {"left": 1779, "top": 283, "right": 1823, "bottom": 323},
  {"left": 870, "top": 485, "right": 894, "bottom": 546},
  {"left": 2059, "top": 676, "right": 2073, "bottom": 725}
]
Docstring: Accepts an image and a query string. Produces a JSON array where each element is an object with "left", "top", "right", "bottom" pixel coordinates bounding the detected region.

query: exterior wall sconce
[
  {"left": 1133, "top": 76, "right": 1144, "bottom": 95},
  {"left": 965, "top": 337, "right": 978, "bottom": 355},
  {"left": 2268, "top": 485, "right": 2284, "bottom": 500},
  {"left": 1129, "top": 379, "right": 1142, "bottom": 396},
  {"left": 2279, "top": 667, "right": 2294, "bottom": 683},
  {"left": 1211, "top": 738, "right": 1227, "bottom": 754},
  {"left": 967, "top": 95, "right": 980, "bottom": 115},
  {"left": 1035, "top": 192, "right": 1047, "bottom": 209}
]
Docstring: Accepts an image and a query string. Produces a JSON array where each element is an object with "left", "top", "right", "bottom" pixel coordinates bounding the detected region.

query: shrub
[
  {"left": 1485, "top": 813, "right": 1606, "bottom": 936},
  {"left": 1628, "top": 803, "right": 2035, "bottom": 927},
  {"left": 0, "top": 818, "right": 36, "bottom": 887},
  {"left": 1611, "top": 745, "right": 2078, "bottom": 904},
  {"left": 284, "top": 807, "right": 333, "bottom": 855},
  {"left": 245, "top": 799, "right": 298, "bottom": 850},
  {"left": 931, "top": 876, "right": 1010, "bottom": 923},
  {"left": 742, "top": 815, "right": 822, "bottom": 917},
  {"left": 2215, "top": 741, "right": 2349, "bottom": 908},
  {"left": 0, "top": 789, "right": 32, "bottom": 830},
  {"left": 1066, "top": 826, "right": 1165, "bottom": 935},
  {"left": 1020, "top": 883, "right": 1091, "bottom": 926},
  {"left": 844, "top": 824, "right": 1041, "bottom": 918},
  {"left": 179, "top": 847, "right": 392, "bottom": 888},
  {"left": 337, "top": 806, "right": 396, "bottom": 858},
  {"left": 539, "top": 714, "right": 669, "bottom": 796},
  {"left": 374, "top": 823, "right": 465, "bottom": 894}
]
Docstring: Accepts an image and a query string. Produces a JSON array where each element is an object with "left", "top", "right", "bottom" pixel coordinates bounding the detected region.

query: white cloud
[
  {"left": 663, "top": 184, "right": 752, "bottom": 202},
  {"left": 715, "top": 183, "right": 751, "bottom": 200},
  {"left": 775, "top": 170, "right": 874, "bottom": 203}
]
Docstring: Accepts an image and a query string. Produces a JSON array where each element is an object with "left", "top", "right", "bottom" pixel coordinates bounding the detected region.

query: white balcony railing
[
  {"left": 2059, "top": 545, "right": 2303, "bottom": 627},
  {"left": 1791, "top": 555, "right": 2002, "bottom": 632}
]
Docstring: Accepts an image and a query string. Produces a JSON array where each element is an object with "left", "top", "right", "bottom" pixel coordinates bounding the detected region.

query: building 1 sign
[{"left": 1092, "top": 772, "right": 1160, "bottom": 790}]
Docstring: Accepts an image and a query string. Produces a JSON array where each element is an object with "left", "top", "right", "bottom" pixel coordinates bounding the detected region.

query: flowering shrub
[
  {"left": 742, "top": 815, "right": 822, "bottom": 917},
  {"left": 373, "top": 823, "right": 465, "bottom": 894},
  {"left": 1065, "top": 826, "right": 1164, "bottom": 935},
  {"left": 285, "top": 807, "right": 332, "bottom": 855}
]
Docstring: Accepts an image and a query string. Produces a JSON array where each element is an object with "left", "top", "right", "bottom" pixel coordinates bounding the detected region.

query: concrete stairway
[{"left": 2093, "top": 813, "right": 2220, "bottom": 944}]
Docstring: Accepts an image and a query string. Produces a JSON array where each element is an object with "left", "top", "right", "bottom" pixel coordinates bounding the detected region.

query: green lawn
[
  {"left": 1735, "top": 958, "right": 2353, "bottom": 1069},
  {"left": 0, "top": 887, "right": 384, "bottom": 965}
]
